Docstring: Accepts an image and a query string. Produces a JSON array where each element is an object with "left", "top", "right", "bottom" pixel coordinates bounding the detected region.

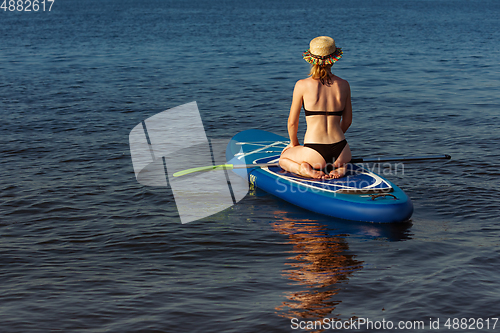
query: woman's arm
[
  {"left": 340, "top": 82, "right": 352, "bottom": 133},
  {"left": 287, "top": 81, "right": 304, "bottom": 146}
]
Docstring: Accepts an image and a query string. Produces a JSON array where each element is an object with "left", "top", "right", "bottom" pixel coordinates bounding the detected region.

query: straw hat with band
[{"left": 303, "top": 36, "right": 343, "bottom": 66}]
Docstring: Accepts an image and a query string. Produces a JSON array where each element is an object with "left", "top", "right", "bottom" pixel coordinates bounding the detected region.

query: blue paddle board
[{"left": 226, "top": 129, "right": 413, "bottom": 223}]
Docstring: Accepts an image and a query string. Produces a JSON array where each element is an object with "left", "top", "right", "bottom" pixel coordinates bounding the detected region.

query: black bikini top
[{"left": 303, "top": 106, "right": 344, "bottom": 117}]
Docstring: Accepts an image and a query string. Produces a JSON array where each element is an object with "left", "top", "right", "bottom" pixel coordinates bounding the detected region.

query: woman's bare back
[{"left": 301, "top": 75, "right": 351, "bottom": 144}]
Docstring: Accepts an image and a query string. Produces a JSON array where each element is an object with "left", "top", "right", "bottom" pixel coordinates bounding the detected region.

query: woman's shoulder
[
  {"left": 296, "top": 77, "right": 314, "bottom": 84},
  {"left": 331, "top": 75, "right": 350, "bottom": 91},
  {"left": 293, "top": 77, "right": 312, "bottom": 92},
  {"left": 295, "top": 76, "right": 350, "bottom": 89},
  {"left": 332, "top": 75, "right": 349, "bottom": 84},
  {"left": 295, "top": 77, "right": 319, "bottom": 88}
]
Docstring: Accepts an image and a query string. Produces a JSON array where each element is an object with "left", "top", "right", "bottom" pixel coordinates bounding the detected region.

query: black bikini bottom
[{"left": 304, "top": 139, "right": 348, "bottom": 173}]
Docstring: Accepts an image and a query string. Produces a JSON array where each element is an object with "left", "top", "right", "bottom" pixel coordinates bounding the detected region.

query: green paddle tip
[{"left": 173, "top": 164, "right": 234, "bottom": 177}]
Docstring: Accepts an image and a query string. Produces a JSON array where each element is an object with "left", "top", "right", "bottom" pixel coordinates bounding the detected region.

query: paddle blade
[{"left": 173, "top": 164, "right": 234, "bottom": 177}]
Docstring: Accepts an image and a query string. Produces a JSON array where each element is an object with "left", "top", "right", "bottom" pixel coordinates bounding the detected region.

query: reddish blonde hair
[{"left": 309, "top": 64, "right": 332, "bottom": 84}]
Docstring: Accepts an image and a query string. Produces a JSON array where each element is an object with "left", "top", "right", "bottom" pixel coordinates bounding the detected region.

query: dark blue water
[{"left": 1, "top": 0, "right": 500, "bottom": 332}]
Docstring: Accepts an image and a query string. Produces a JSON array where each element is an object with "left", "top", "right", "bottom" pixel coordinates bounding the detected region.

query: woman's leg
[{"left": 279, "top": 146, "right": 327, "bottom": 179}]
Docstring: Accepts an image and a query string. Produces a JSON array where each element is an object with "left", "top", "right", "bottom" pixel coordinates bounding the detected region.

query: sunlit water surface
[{"left": 1, "top": 0, "right": 499, "bottom": 332}]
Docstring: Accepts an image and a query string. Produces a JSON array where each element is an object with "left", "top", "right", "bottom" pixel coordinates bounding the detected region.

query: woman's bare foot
[
  {"left": 327, "top": 165, "right": 348, "bottom": 179},
  {"left": 299, "top": 162, "right": 325, "bottom": 179}
]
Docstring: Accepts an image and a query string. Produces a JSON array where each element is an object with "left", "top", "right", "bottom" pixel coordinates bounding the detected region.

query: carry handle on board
[{"left": 172, "top": 154, "right": 451, "bottom": 177}]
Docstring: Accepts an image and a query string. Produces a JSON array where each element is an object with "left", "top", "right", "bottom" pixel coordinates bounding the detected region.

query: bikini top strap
[{"left": 303, "top": 105, "right": 344, "bottom": 116}]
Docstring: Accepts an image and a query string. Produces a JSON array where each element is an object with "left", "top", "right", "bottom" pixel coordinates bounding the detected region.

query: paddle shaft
[
  {"left": 235, "top": 154, "right": 451, "bottom": 169},
  {"left": 173, "top": 154, "right": 451, "bottom": 177},
  {"left": 350, "top": 154, "right": 451, "bottom": 164}
]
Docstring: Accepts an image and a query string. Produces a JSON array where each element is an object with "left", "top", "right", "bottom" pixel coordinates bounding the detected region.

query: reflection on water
[
  {"left": 272, "top": 213, "right": 363, "bottom": 321},
  {"left": 270, "top": 208, "right": 412, "bottom": 324}
]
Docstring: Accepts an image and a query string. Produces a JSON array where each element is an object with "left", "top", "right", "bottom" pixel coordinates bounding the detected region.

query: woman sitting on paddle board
[{"left": 279, "top": 36, "right": 352, "bottom": 179}]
